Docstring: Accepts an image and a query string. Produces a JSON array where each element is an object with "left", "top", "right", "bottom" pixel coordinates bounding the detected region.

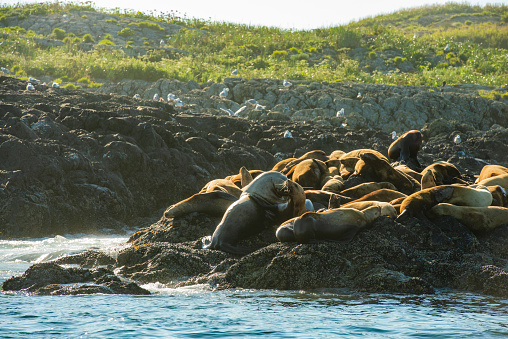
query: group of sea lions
[{"left": 164, "top": 129, "right": 508, "bottom": 254}]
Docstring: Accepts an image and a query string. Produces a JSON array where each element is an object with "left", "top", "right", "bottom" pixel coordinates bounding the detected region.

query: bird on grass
[
  {"left": 444, "top": 44, "right": 450, "bottom": 52},
  {"left": 231, "top": 69, "right": 238, "bottom": 76}
]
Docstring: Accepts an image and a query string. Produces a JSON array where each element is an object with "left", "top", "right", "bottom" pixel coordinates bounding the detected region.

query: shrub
[
  {"left": 393, "top": 56, "right": 406, "bottom": 64},
  {"left": 106, "top": 19, "right": 117, "bottom": 23},
  {"left": 83, "top": 33, "right": 94, "bottom": 43},
  {"left": 77, "top": 77, "right": 90, "bottom": 84},
  {"left": 368, "top": 51, "right": 377, "bottom": 59},
  {"left": 51, "top": 27, "right": 66, "bottom": 40},
  {"left": 129, "top": 21, "right": 164, "bottom": 31},
  {"left": 62, "top": 83, "right": 77, "bottom": 90},
  {"left": 81, "top": 15, "right": 87, "bottom": 19},
  {"left": 118, "top": 27, "right": 135, "bottom": 38},
  {"left": 288, "top": 47, "right": 301, "bottom": 54},
  {"left": 290, "top": 53, "right": 310, "bottom": 62},
  {"left": 465, "top": 20, "right": 472, "bottom": 25},
  {"left": 88, "top": 81, "right": 103, "bottom": 88},
  {"left": 501, "top": 12, "right": 508, "bottom": 23},
  {"left": 308, "top": 47, "right": 318, "bottom": 53},
  {"left": 249, "top": 57, "right": 270, "bottom": 69},
  {"left": 104, "top": 34, "right": 113, "bottom": 40},
  {"left": 98, "top": 39, "right": 115, "bottom": 45},
  {"left": 272, "top": 50, "right": 288, "bottom": 59}
]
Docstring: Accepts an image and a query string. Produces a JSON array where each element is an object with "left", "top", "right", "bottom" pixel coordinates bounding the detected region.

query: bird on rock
[
  {"left": 392, "top": 131, "right": 398, "bottom": 140},
  {"left": 219, "top": 88, "right": 229, "bottom": 99},
  {"left": 454, "top": 134, "right": 461, "bottom": 145},
  {"left": 336, "top": 108, "right": 345, "bottom": 118},
  {"left": 284, "top": 130, "right": 293, "bottom": 138}
]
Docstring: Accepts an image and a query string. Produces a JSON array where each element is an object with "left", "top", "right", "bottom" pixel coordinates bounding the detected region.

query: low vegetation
[{"left": 0, "top": 1, "right": 506, "bottom": 87}]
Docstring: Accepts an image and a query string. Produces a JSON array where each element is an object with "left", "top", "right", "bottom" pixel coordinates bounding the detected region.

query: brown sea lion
[
  {"left": 272, "top": 158, "right": 297, "bottom": 172},
  {"left": 203, "top": 171, "right": 305, "bottom": 254},
  {"left": 164, "top": 191, "right": 238, "bottom": 219},
  {"left": 338, "top": 149, "right": 389, "bottom": 179},
  {"left": 329, "top": 150, "right": 346, "bottom": 160},
  {"left": 291, "top": 206, "right": 381, "bottom": 244},
  {"left": 394, "top": 164, "right": 423, "bottom": 182},
  {"left": 304, "top": 190, "right": 354, "bottom": 210},
  {"left": 354, "top": 152, "right": 416, "bottom": 194},
  {"left": 286, "top": 158, "right": 328, "bottom": 189},
  {"left": 342, "top": 189, "right": 407, "bottom": 205},
  {"left": 428, "top": 203, "right": 508, "bottom": 233},
  {"left": 340, "top": 182, "right": 397, "bottom": 199},
  {"left": 475, "top": 165, "right": 508, "bottom": 183},
  {"left": 321, "top": 176, "right": 344, "bottom": 192},
  {"left": 396, "top": 185, "right": 493, "bottom": 222},
  {"left": 200, "top": 179, "right": 243, "bottom": 197},
  {"left": 420, "top": 162, "right": 466, "bottom": 189},
  {"left": 229, "top": 169, "right": 263, "bottom": 188},
  {"left": 280, "top": 150, "right": 329, "bottom": 175},
  {"left": 388, "top": 130, "right": 422, "bottom": 164}
]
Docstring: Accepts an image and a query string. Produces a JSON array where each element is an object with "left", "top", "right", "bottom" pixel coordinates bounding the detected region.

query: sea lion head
[{"left": 242, "top": 171, "right": 290, "bottom": 204}]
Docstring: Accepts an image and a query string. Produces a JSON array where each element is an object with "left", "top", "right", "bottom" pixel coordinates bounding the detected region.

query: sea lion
[
  {"left": 420, "top": 162, "right": 466, "bottom": 189},
  {"left": 340, "top": 201, "right": 397, "bottom": 218},
  {"left": 304, "top": 190, "right": 354, "bottom": 210},
  {"left": 340, "top": 182, "right": 397, "bottom": 199},
  {"left": 228, "top": 169, "right": 263, "bottom": 188},
  {"left": 475, "top": 165, "right": 508, "bottom": 183},
  {"left": 272, "top": 157, "right": 297, "bottom": 172},
  {"left": 342, "top": 188, "right": 407, "bottom": 205},
  {"left": 286, "top": 158, "right": 328, "bottom": 189},
  {"left": 428, "top": 203, "right": 508, "bottom": 233},
  {"left": 396, "top": 185, "right": 493, "bottom": 222},
  {"left": 338, "top": 149, "right": 389, "bottom": 179},
  {"left": 329, "top": 150, "right": 346, "bottom": 160},
  {"left": 200, "top": 179, "right": 243, "bottom": 197},
  {"left": 321, "top": 176, "right": 344, "bottom": 192},
  {"left": 387, "top": 130, "right": 422, "bottom": 165},
  {"left": 164, "top": 191, "right": 238, "bottom": 219},
  {"left": 394, "top": 164, "right": 423, "bottom": 182},
  {"left": 477, "top": 173, "right": 508, "bottom": 190},
  {"left": 291, "top": 206, "right": 381, "bottom": 243},
  {"left": 354, "top": 152, "right": 416, "bottom": 194},
  {"left": 203, "top": 171, "right": 305, "bottom": 254},
  {"left": 280, "top": 150, "right": 329, "bottom": 175}
]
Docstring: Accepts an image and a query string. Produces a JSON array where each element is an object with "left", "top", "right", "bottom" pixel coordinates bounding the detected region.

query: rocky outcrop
[{"left": 98, "top": 77, "right": 508, "bottom": 132}]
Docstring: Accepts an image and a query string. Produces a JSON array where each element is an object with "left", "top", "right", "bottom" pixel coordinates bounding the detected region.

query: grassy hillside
[{"left": 0, "top": 1, "right": 507, "bottom": 88}]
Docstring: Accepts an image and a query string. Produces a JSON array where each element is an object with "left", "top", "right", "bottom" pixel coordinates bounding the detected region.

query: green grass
[{"left": 0, "top": 1, "right": 506, "bottom": 87}]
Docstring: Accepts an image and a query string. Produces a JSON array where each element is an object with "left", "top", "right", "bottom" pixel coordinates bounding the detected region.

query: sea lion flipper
[{"left": 239, "top": 166, "right": 253, "bottom": 188}]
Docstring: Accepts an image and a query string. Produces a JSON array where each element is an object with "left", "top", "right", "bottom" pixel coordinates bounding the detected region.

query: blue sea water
[{"left": 1, "top": 234, "right": 508, "bottom": 338}]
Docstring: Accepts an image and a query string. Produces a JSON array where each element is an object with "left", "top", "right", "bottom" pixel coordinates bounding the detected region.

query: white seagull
[
  {"left": 413, "top": 33, "right": 417, "bottom": 40},
  {"left": 219, "top": 87, "right": 229, "bottom": 99},
  {"left": 52, "top": 82, "right": 60, "bottom": 88},
  {"left": 28, "top": 77, "right": 39, "bottom": 84},
  {"left": 231, "top": 69, "right": 238, "bottom": 75},
  {"left": 284, "top": 130, "right": 293, "bottom": 138},
  {"left": 167, "top": 93, "right": 176, "bottom": 101},
  {"left": 26, "top": 83, "right": 35, "bottom": 91},
  {"left": 133, "top": 94, "right": 141, "bottom": 100},
  {"left": 357, "top": 92, "right": 362, "bottom": 99},
  {"left": 174, "top": 98, "right": 183, "bottom": 108},
  {"left": 444, "top": 44, "right": 450, "bottom": 52},
  {"left": 283, "top": 79, "right": 291, "bottom": 88},
  {"left": 392, "top": 131, "right": 398, "bottom": 140},
  {"left": 336, "top": 108, "right": 345, "bottom": 118},
  {"left": 153, "top": 93, "right": 159, "bottom": 101},
  {"left": 160, "top": 39, "right": 165, "bottom": 46},
  {"left": 454, "top": 135, "right": 461, "bottom": 145},
  {"left": 1, "top": 67, "right": 11, "bottom": 74}
]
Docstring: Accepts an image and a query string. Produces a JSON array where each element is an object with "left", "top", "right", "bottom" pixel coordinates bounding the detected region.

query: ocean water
[{"left": 1, "top": 235, "right": 508, "bottom": 338}]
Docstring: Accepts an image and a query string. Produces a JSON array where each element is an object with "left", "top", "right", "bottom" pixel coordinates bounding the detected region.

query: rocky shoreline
[{"left": 1, "top": 74, "right": 508, "bottom": 296}]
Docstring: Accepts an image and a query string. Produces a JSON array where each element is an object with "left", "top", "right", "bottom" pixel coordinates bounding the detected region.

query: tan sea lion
[
  {"left": 203, "top": 171, "right": 305, "bottom": 254},
  {"left": 291, "top": 206, "right": 381, "bottom": 243},
  {"left": 388, "top": 130, "right": 422, "bottom": 164},
  {"left": 340, "top": 182, "right": 397, "bottom": 199},
  {"left": 428, "top": 203, "right": 508, "bottom": 233},
  {"left": 229, "top": 169, "right": 263, "bottom": 188},
  {"left": 340, "top": 201, "right": 397, "bottom": 218},
  {"left": 354, "top": 152, "right": 416, "bottom": 194},
  {"left": 477, "top": 173, "right": 508, "bottom": 189},
  {"left": 396, "top": 185, "right": 493, "bottom": 222},
  {"left": 329, "top": 150, "right": 346, "bottom": 160},
  {"left": 394, "top": 164, "right": 423, "bottom": 182},
  {"left": 338, "top": 149, "right": 389, "bottom": 179},
  {"left": 164, "top": 191, "right": 238, "bottom": 219},
  {"left": 321, "top": 176, "right": 344, "bottom": 192},
  {"left": 475, "top": 165, "right": 508, "bottom": 183},
  {"left": 304, "top": 190, "right": 354, "bottom": 210}
]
